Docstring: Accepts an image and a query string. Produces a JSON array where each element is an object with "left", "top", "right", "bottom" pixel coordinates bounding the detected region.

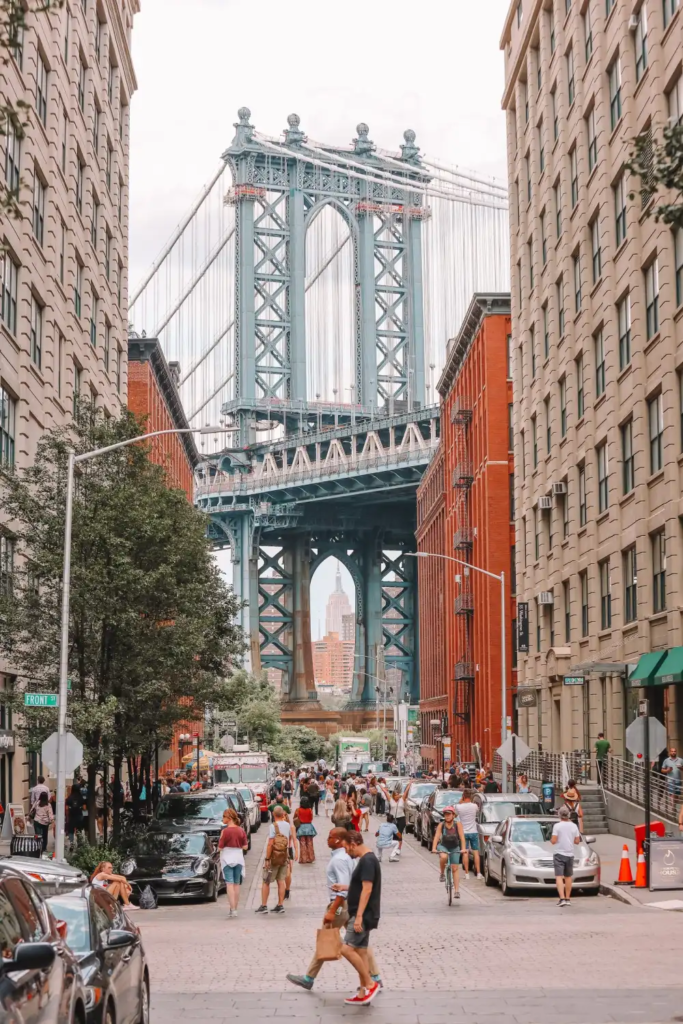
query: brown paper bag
[{"left": 315, "top": 926, "right": 343, "bottom": 961}]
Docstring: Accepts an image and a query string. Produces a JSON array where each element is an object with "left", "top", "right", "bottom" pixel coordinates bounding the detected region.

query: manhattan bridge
[{"left": 130, "top": 108, "right": 509, "bottom": 708}]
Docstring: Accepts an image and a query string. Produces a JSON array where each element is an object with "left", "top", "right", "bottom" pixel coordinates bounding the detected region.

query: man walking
[
  {"left": 307, "top": 776, "right": 321, "bottom": 816},
  {"left": 595, "top": 732, "right": 611, "bottom": 786},
  {"left": 286, "top": 828, "right": 382, "bottom": 992},
  {"left": 339, "top": 830, "right": 382, "bottom": 1005},
  {"left": 255, "top": 806, "right": 297, "bottom": 915},
  {"left": 456, "top": 789, "right": 481, "bottom": 879},
  {"left": 662, "top": 746, "right": 683, "bottom": 797},
  {"left": 551, "top": 806, "right": 581, "bottom": 907}
]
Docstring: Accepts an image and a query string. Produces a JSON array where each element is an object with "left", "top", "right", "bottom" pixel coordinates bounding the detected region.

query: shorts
[
  {"left": 222, "top": 864, "right": 243, "bottom": 884},
  {"left": 437, "top": 844, "right": 461, "bottom": 865},
  {"left": 344, "top": 916, "right": 370, "bottom": 949},
  {"left": 263, "top": 863, "right": 289, "bottom": 884},
  {"left": 464, "top": 832, "right": 479, "bottom": 851},
  {"left": 553, "top": 853, "right": 574, "bottom": 877}
]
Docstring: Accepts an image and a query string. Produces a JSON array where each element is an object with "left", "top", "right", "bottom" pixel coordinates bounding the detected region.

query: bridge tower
[{"left": 199, "top": 109, "right": 435, "bottom": 707}]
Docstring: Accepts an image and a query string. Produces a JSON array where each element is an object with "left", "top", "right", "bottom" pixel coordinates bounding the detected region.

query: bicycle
[{"left": 444, "top": 862, "right": 453, "bottom": 905}]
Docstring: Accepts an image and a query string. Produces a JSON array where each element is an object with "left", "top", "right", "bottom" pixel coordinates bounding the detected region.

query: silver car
[
  {"left": 402, "top": 781, "right": 438, "bottom": 832},
  {"left": 474, "top": 792, "right": 546, "bottom": 847},
  {"left": 483, "top": 816, "right": 601, "bottom": 896},
  {"left": 0, "top": 856, "right": 88, "bottom": 895},
  {"left": 236, "top": 785, "right": 261, "bottom": 831}
]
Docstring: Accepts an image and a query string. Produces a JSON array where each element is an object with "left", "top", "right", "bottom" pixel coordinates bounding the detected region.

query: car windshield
[
  {"left": 434, "top": 790, "right": 462, "bottom": 809},
  {"left": 361, "top": 763, "right": 388, "bottom": 774},
  {"left": 408, "top": 784, "right": 436, "bottom": 801},
  {"left": 237, "top": 788, "right": 252, "bottom": 803},
  {"left": 134, "top": 833, "right": 206, "bottom": 856},
  {"left": 47, "top": 898, "right": 91, "bottom": 954},
  {"left": 214, "top": 768, "right": 240, "bottom": 784},
  {"left": 482, "top": 801, "right": 544, "bottom": 822},
  {"left": 240, "top": 766, "right": 268, "bottom": 783},
  {"left": 510, "top": 821, "right": 554, "bottom": 843},
  {"left": 156, "top": 797, "right": 227, "bottom": 819}
]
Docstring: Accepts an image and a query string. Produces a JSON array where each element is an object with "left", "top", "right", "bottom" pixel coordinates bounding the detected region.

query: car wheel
[
  {"left": 137, "top": 972, "right": 150, "bottom": 1024},
  {"left": 582, "top": 887, "right": 600, "bottom": 896},
  {"left": 421, "top": 827, "right": 428, "bottom": 848},
  {"left": 484, "top": 855, "right": 497, "bottom": 887},
  {"left": 501, "top": 863, "right": 516, "bottom": 897},
  {"left": 209, "top": 873, "right": 218, "bottom": 902},
  {"left": 247, "top": 831, "right": 252, "bottom": 852}
]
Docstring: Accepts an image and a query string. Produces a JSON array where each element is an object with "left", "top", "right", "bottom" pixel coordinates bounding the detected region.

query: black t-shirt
[{"left": 347, "top": 852, "right": 382, "bottom": 931}]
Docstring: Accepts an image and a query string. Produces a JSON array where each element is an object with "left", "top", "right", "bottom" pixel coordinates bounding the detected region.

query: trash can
[
  {"left": 541, "top": 781, "right": 556, "bottom": 812},
  {"left": 10, "top": 835, "right": 43, "bottom": 858}
]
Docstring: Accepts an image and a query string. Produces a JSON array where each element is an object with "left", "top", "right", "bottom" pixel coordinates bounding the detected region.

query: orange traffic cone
[
  {"left": 615, "top": 844, "right": 634, "bottom": 885},
  {"left": 634, "top": 850, "right": 647, "bottom": 888}
]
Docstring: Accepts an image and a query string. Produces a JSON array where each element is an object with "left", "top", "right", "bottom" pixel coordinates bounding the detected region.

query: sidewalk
[{"left": 596, "top": 834, "right": 683, "bottom": 909}]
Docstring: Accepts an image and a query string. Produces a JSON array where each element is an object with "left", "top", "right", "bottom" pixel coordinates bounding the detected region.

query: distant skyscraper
[
  {"left": 325, "top": 564, "right": 352, "bottom": 636},
  {"left": 341, "top": 613, "right": 355, "bottom": 643}
]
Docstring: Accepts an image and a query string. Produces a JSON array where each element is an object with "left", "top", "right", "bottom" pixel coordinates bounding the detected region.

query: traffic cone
[
  {"left": 634, "top": 850, "right": 647, "bottom": 888},
  {"left": 615, "top": 844, "right": 634, "bottom": 885}
]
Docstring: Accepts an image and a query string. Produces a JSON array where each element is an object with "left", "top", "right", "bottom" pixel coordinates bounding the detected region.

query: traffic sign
[
  {"left": 41, "top": 732, "right": 83, "bottom": 775},
  {"left": 497, "top": 733, "right": 532, "bottom": 765},
  {"left": 24, "top": 693, "right": 58, "bottom": 708},
  {"left": 625, "top": 716, "right": 667, "bottom": 761}
]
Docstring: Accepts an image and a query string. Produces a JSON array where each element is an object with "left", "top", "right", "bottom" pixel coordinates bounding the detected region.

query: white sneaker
[
  {"left": 464, "top": 872, "right": 470, "bottom": 880},
  {"left": 232, "top": 910, "right": 238, "bottom": 918},
  {"left": 227, "top": 909, "right": 233, "bottom": 918}
]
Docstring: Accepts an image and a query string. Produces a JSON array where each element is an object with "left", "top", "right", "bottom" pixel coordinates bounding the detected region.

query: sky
[{"left": 127, "top": 0, "right": 511, "bottom": 613}]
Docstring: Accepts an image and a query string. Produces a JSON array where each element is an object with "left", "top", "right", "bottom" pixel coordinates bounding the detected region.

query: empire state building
[{"left": 325, "top": 565, "right": 352, "bottom": 636}]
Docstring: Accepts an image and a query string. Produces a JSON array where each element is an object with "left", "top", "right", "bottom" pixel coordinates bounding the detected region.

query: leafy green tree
[
  {"left": 0, "top": 406, "right": 245, "bottom": 839},
  {"left": 276, "top": 726, "right": 333, "bottom": 764},
  {"left": 628, "top": 122, "right": 683, "bottom": 229}
]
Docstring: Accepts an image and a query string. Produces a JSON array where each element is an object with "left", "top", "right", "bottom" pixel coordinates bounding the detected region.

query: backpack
[
  {"left": 138, "top": 885, "right": 158, "bottom": 910},
  {"left": 270, "top": 823, "right": 289, "bottom": 867}
]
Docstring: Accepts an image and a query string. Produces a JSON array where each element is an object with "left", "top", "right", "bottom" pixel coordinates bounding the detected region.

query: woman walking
[
  {"left": 218, "top": 808, "right": 248, "bottom": 917},
  {"left": 517, "top": 773, "right": 531, "bottom": 794},
  {"left": 32, "top": 792, "right": 53, "bottom": 852},
  {"left": 381, "top": 781, "right": 407, "bottom": 856},
  {"left": 65, "top": 783, "right": 85, "bottom": 846},
  {"left": 295, "top": 796, "right": 317, "bottom": 863},
  {"left": 562, "top": 780, "right": 584, "bottom": 830},
  {"left": 323, "top": 778, "right": 336, "bottom": 817},
  {"left": 331, "top": 798, "right": 352, "bottom": 829}
]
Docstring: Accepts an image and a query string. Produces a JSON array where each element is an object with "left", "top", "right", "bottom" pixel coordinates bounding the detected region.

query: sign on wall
[
  {"left": 517, "top": 689, "right": 538, "bottom": 708},
  {"left": 517, "top": 603, "right": 529, "bottom": 653}
]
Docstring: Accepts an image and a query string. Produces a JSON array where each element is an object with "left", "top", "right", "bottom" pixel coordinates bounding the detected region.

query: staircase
[{"left": 579, "top": 788, "right": 609, "bottom": 835}]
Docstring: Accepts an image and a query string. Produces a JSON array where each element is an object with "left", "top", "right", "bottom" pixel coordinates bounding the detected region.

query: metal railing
[
  {"left": 493, "top": 749, "right": 592, "bottom": 786},
  {"left": 602, "top": 754, "right": 680, "bottom": 823}
]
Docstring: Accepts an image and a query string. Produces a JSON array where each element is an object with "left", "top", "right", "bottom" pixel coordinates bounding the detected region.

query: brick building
[
  {"left": 417, "top": 294, "right": 515, "bottom": 768},
  {"left": 312, "top": 632, "right": 355, "bottom": 694}
]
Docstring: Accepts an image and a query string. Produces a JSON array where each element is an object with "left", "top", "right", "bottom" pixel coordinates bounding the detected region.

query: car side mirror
[
  {"left": 2, "top": 942, "right": 56, "bottom": 973},
  {"left": 105, "top": 929, "right": 135, "bottom": 950},
  {"left": 490, "top": 835, "right": 504, "bottom": 844},
  {"left": 585, "top": 835, "right": 596, "bottom": 844}
]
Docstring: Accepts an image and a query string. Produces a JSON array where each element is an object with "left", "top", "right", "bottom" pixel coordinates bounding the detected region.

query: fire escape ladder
[{"left": 452, "top": 395, "right": 473, "bottom": 723}]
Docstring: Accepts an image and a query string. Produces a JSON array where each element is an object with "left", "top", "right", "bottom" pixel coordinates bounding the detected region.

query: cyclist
[{"left": 431, "top": 806, "right": 465, "bottom": 898}]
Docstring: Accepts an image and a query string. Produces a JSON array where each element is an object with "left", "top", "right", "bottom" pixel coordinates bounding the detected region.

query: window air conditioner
[
  {"left": 537, "top": 591, "right": 554, "bottom": 605},
  {"left": 537, "top": 495, "right": 553, "bottom": 510},
  {"left": 628, "top": 14, "right": 639, "bottom": 31},
  {"left": 552, "top": 481, "right": 567, "bottom": 495}
]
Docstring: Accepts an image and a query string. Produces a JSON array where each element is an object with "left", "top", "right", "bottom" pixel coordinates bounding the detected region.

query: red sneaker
[{"left": 344, "top": 983, "right": 380, "bottom": 1006}]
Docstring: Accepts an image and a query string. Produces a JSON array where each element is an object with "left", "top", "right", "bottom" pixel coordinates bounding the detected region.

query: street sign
[
  {"left": 41, "top": 732, "right": 83, "bottom": 775},
  {"left": 157, "top": 748, "right": 174, "bottom": 768},
  {"left": 24, "top": 693, "right": 58, "bottom": 708},
  {"left": 517, "top": 603, "right": 529, "bottom": 653},
  {"left": 563, "top": 676, "right": 585, "bottom": 686},
  {"left": 517, "top": 689, "right": 538, "bottom": 708},
  {"left": 625, "top": 716, "right": 667, "bottom": 760},
  {"left": 639, "top": 698, "right": 649, "bottom": 716},
  {"left": 497, "top": 733, "right": 532, "bottom": 765}
]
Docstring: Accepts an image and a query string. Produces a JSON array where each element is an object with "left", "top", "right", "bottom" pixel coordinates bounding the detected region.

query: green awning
[
  {"left": 653, "top": 646, "right": 683, "bottom": 686},
  {"left": 627, "top": 651, "right": 668, "bottom": 687}
]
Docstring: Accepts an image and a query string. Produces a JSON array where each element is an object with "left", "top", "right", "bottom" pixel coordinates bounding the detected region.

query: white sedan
[{"left": 484, "top": 816, "right": 601, "bottom": 896}]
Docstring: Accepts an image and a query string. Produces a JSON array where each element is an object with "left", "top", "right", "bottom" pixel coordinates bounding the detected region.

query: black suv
[{"left": 150, "top": 789, "right": 251, "bottom": 847}]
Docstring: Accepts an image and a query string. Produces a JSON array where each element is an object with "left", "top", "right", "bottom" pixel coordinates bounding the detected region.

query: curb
[{"left": 600, "top": 881, "right": 641, "bottom": 906}]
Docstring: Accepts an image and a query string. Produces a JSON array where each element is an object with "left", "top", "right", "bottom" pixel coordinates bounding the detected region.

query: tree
[
  {"left": 628, "top": 122, "right": 683, "bottom": 229},
  {"left": 0, "top": 406, "right": 245, "bottom": 838},
  {"left": 276, "top": 726, "right": 333, "bottom": 764}
]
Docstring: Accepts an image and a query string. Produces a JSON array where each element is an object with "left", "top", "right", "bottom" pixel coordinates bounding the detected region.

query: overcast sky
[{"left": 127, "top": 0, "right": 511, "bottom": 620}]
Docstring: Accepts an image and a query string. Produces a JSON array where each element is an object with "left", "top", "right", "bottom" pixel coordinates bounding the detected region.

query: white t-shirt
[
  {"left": 269, "top": 820, "right": 292, "bottom": 842},
  {"left": 387, "top": 795, "right": 405, "bottom": 817},
  {"left": 455, "top": 801, "right": 478, "bottom": 833},
  {"left": 552, "top": 820, "right": 580, "bottom": 856}
]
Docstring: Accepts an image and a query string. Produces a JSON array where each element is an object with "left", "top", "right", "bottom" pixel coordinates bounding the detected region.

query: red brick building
[
  {"left": 417, "top": 294, "right": 515, "bottom": 768},
  {"left": 128, "top": 336, "right": 202, "bottom": 771}
]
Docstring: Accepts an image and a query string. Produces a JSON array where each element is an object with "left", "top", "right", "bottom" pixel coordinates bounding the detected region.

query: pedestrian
[
  {"left": 219, "top": 808, "right": 248, "bottom": 918},
  {"left": 551, "top": 806, "right": 581, "bottom": 906},
  {"left": 31, "top": 792, "right": 54, "bottom": 852},
  {"left": 323, "top": 777, "right": 336, "bottom": 817},
  {"left": 332, "top": 799, "right": 352, "bottom": 830},
  {"left": 29, "top": 775, "right": 50, "bottom": 810},
  {"left": 594, "top": 732, "right": 611, "bottom": 786},
  {"left": 91, "top": 862, "right": 137, "bottom": 908},
  {"left": 178, "top": 775, "right": 191, "bottom": 793},
  {"left": 431, "top": 806, "right": 465, "bottom": 895},
  {"left": 360, "top": 788, "right": 372, "bottom": 831},
  {"left": 338, "top": 830, "right": 382, "bottom": 1005},
  {"left": 255, "top": 806, "right": 298, "bottom": 915},
  {"left": 380, "top": 781, "right": 406, "bottom": 856},
  {"left": 517, "top": 773, "right": 531, "bottom": 794},
  {"left": 456, "top": 789, "right": 481, "bottom": 879},
  {"left": 375, "top": 813, "right": 400, "bottom": 862},
  {"left": 307, "top": 776, "right": 321, "bottom": 816},
  {"left": 283, "top": 773, "right": 293, "bottom": 802},
  {"left": 268, "top": 792, "right": 291, "bottom": 820},
  {"left": 65, "top": 783, "right": 85, "bottom": 845},
  {"left": 294, "top": 796, "right": 317, "bottom": 863},
  {"left": 661, "top": 746, "right": 683, "bottom": 797},
  {"left": 483, "top": 774, "right": 499, "bottom": 793},
  {"left": 562, "top": 780, "right": 584, "bottom": 830},
  {"left": 347, "top": 792, "right": 362, "bottom": 832}
]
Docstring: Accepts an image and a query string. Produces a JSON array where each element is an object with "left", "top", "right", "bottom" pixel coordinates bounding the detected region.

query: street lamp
[
  {"left": 406, "top": 551, "right": 509, "bottom": 792},
  {"left": 55, "top": 425, "right": 230, "bottom": 860}
]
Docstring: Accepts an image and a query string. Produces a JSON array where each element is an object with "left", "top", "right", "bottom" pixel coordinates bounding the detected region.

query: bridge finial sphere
[
  {"left": 404, "top": 129, "right": 416, "bottom": 144},
  {"left": 287, "top": 113, "right": 301, "bottom": 128},
  {"left": 237, "top": 107, "right": 251, "bottom": 124},
  {"left": 356, "top": 122, "right": 370, "bottom": 137}
]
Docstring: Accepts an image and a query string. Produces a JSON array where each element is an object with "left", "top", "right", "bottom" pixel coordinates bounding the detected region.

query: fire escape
[{"left": 451, "top": 395, "right": 473, "bottom": 724}]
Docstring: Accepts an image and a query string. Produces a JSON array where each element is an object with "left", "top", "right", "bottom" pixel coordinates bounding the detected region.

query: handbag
[{"left": 315, "top": 927, "right": 342, "bottom": 961}]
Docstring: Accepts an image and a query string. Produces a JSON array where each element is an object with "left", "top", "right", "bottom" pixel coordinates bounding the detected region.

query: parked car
[
  {"left": 415, "top": 788, "right": 464, "bottom": 847},
  {"left": 0, "top": 856, "right": 88, "bottom": 896},
  {"left": 235, "top": 785, "right": 261, "bottom": 831},
  {"left": 48, "top": 884, "right": 150, "bottom": 1023},
  {"left": 474, "top": 793, "right": 547, "bottom": 846},
  {"left": 249, "top": 783, "right": 270, "bottom": 823},
  {"left": 0, "top": 864, "right": 87, "bottom": 1023},
  {"left": 483, "top": 816, "right": 600, "bottom": 896},
  {"left": 119, "top": 831, "right": 224, "bottom": 902},
  {"left": 403, "top": 781, "right": 438, "bottom": 832},
  {"left": 150, "top": 789, "right": 250, "bottom": 847}
]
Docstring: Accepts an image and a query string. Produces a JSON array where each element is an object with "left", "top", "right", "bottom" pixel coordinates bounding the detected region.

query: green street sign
[{"left": 24, "top": 693, "right": 59, "bottom": 708}]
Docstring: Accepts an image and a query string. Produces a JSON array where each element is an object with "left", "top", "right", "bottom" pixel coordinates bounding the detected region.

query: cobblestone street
[{"left": 139, "top": 814, "right": 683, "bottom": 1023}]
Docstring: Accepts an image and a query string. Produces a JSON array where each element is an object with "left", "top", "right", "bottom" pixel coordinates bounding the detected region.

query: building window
[
  {"left": 668, "top": 75, "right": 683, "bottom": 125},
  {"left": 550, "top": 7, "right": 556, "bottom": 51},
  {"left": 680, "top": 371, "right": 683, "bottom": 451},
  {"left": 573, "top": 251, "right": 582, "bottom": 312},
  {"left": 524, "top": 83, "right": 529, "bottom": 126},
  {"left": 584, "top": 4, "right": 593, "bottom": 62},
  {"left": 36, "top": 51, "right": 48, "bottom": 125},
  {"left": 90, "top": 290, "right": 98, "bottom": 347},
  {"left": 528, "top": 240, "right": 534, "bottom": 292},
  {"left": 576, "top": 354, "right": 584, "bottom": 418},
  {"left": 587, "top": 107, "right": 597, "bottom": 172},
  {"left": 570, "top": 147, "right": 579, "bottom": 208},
  {"left": 32, "top": 170, "right": 45, "bottom": 247},
  {"left": 11, "top": 14, "right": 24, "bottom": 68},
  {"left": 534, "top": 507, "right": 540, "bottom": 560},
  {"left": 517, "top": 1, "right": 523, "bottom": 27},
  {"left": 73, "top": 363, "right": 82, "bottom": 417},
  {"left": 624, "top": 546, "right": 637, "bottom": 623},
  {"left": 675, "top": 228, "right": 683, "bottom": 308},
  {"left": 635, "top": 4, "right": 648, "bottom": 82},
  {"left": 562, "top": 486, "right": 569, "bottom": 538},
  {"left": 76, "top": 156, "right": 84, "bottom": 214},
  {"left": 78, "top": 57, "right": 86, "bottom": 112},
  {"left": 525, "top": 153, "right": 531, "bottom": 203},
  {"left": 606, "top": 0, "right": 616, "bottom": 12},
  {"left": 105, "top": 229, "right": 112, "bottom": 280},
  {"left": 30, "top": 295, "right": 43, "bottom": 370},
  {"left": 649, "top": 392, "right": 664, "bottom": 473},
  {"left": 532, "top": 415, "right": 538, "bottom": 469},
  {"left": 117, "top": 177, "right": 123, "bottom": 223},
  {"left": 609, "top": 58, "right": 622, "bottom": 130},
  {"left": 545, "top": 395, "right": 551, "bottom": 453},
  {"left": 557, "top": 275, "right": 565, "bottom": 337},
  {"left": 560, "top": 377, "right": 567, "bottom": 437},
  {"left": 0, "top": 536, "right": 15, "bottom": 598},
  {"left": 614, "top": 174, "right": 627, "bottom": 246},
  {"left": 554, "top": 181, "right": 562, "bottom": 238},
  {"left": 521, "top": 430, "right": 526, "bottom": 476},
  {"left": 645, "top": 259, "right": 659, "bottom": 339},
  {"left": 563, "top": 580, "right": 571, "bottom": 642},
  {"left": 599, "top": 559, "right": 612, "bottom": 629},
  {"left": 551, "top": 87, "right": 558, "bottom": 141},
  {"left": 4, "top": 116, "right": 20, "bottom": 193},
  {"left": 540, "top": 211, "right": 547, "bottom": 265},
  {"left": 61, "top": 105, "right": 68, "bottom": 173},
  {"left": 64, "top": 3, "right": 70, "bottom": 62},
  {"left": 591, "top": 216, "right": 601, "bottom": 283},
  {"left": 93, "top": 103, "right": 100, "bottom": 153},
  {"left": 103, "top": 321, "right": 110, "bottom": 373},
  {"left": 116, "top": 346, "right": 122, "bottom": 393},
  {"left": 57, "top": 331, "right": 64, "bottom": 397},
  {"left": 59, "top": 220, "right": 66, "bottom": 284},
  {"left": 0, "top": 387, "right": 16, "bottom": 468},
  {"left": 595, "top": 329, "right": 605, "bottom": 397},
  {"left": 580, "top": 570, "right": 589, "bottom": 636},
  {"left": 622, "top": 418, "right": 634, "bottom": 494},
  {"left": 75, "top": 260, "right": 83, "bottom": 318},
  {"left": 117, "top": 259, "right": 123, "bottom": 306},
  {"left": 508, "top": 403, "right": 514, "bottom": 451},
  {"left": 664, "top": 0, "right": 680, "bottom": 27},
  {"left": 567, "top": 47, "right": 575, "bottom": 107},
  {"left": 91, "top": 193, "right": 99, "bottom": 249},
  {"left": 538, "top": 120, "right": 545, "bottom": 174},
  {"left": 579, "top": 463, "right": 587, "bottom": 526},
  {"left": 597, "top": 441, "right": 609, "bottom": 513},
  {"left": 511, "top": 544, "right": 517, "bottom": 596},
  {"left": 108, "top": 60, "right": 115, "bottom": 103},
  {"left": 0, "top": 254, "right": 18, "bottom": 336},
  {"left": 652, "top": 530, "right": 666, "bottom": 613},
  {"left": 507, "top": 334, "right": 512, "bottom": 379},
  {"left": 542, "top": 303, "right": 549, "bottom": 358},
  {"left": 618, "top": 293, "right": 631, "bottom": 370},
  {"left": 106, "top": 140, "right": 112, "bottom": 191}
]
